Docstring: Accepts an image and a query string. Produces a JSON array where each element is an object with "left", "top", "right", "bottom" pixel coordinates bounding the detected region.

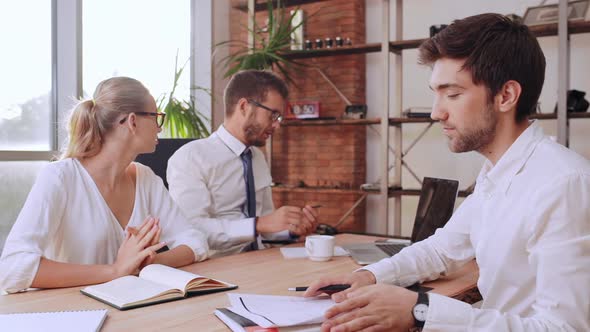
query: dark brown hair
[
  {"left": 418, "top": 13, "right": 546, "bottom": 122},
  {"left": 223, "top": 70, "right": 289, "bottom": 117}
]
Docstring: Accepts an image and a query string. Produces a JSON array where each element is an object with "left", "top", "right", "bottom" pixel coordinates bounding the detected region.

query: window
[
  {"left": 0, "top": 1, "right": 52, "bottom": 151},
  {"left": 83, "top": 0, "right": 191, "bottom": 103}
]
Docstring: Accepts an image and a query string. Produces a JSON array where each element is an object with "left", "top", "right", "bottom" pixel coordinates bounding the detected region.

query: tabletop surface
[{"left": 0, "top": 233, "right": 479, "bottom": 331}]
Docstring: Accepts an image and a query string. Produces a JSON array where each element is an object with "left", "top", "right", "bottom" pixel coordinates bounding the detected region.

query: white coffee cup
[{"left": 305, "top": 235, "right": 335, "bottom": 262}]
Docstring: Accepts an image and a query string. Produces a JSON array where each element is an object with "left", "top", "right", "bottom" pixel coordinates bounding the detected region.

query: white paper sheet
[
  {"left": 280, "top": 246, "right": 349, "bottom": 259},
  {"left": 0, "top": 309, "right": 108, "bottom": 332},
  {"left": 226, "top": 293, "right": 334, "bottom": 328}
]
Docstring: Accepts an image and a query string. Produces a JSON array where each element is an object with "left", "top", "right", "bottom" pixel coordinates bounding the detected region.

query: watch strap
[{"left": 412, "top": 291, "right": 429, "bottom": 329}]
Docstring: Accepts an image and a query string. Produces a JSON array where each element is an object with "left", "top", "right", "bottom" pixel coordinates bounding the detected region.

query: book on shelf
[
  {"left": 81, "top": 264, "right": 237, "bottom": 310},
  {"left": 0, "top": 309, "right": 107, "bottom": 332}
]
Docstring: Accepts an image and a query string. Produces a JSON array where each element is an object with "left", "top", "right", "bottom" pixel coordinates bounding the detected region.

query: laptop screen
[{"left": 410, "top": 177, "right": 459, "bottom": 242}]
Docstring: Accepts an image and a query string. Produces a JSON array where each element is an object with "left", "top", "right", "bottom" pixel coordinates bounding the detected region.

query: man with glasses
[{"left": 167, "top": 70, "right": 319, "bottom": 257}]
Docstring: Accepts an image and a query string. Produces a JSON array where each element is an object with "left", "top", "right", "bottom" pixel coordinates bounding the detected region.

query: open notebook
[
  {"left": 81, "top": 264, "right": 237, "bottom": 310},
  {"left": 0, "top": 309, "right": 107, "bottom": 332}
]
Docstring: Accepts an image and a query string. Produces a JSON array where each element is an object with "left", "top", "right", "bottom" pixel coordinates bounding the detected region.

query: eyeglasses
[
  {"left": 119, "top": 112, "right": 166, "bottom": 128},
  {"left": 247, "top": 99, "right": 283, "bottom": 123}
]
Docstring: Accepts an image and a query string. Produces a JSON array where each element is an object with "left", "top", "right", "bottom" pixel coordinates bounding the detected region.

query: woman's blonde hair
[{"left": 61, "top": 77, "right": 151, "bottom": 159}]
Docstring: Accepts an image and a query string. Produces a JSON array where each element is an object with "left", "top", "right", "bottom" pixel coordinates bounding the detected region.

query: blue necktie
[{"left": 240, "top": 148, "right": 258, "bottom": 250}]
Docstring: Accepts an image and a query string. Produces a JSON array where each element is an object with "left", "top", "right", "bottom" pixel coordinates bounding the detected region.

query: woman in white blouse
[{"left": 0, "top": 77, "right": 208, "bottom": 293}]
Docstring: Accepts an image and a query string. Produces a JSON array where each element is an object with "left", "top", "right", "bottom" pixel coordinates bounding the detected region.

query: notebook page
[
  {"left": 139, "top": 264, "right": 205, "bottom": 292},
  {"left": 83, "top": 275, "right": 176, "bottom": 307},
  {"left": 0, "top": 309, "right": 107, "bottom": 332},
  {"left": 227, "top": 293, "right": 334, "bottom": 328}
]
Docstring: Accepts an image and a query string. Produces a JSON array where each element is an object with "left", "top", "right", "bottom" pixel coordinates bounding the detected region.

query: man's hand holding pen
[
  {"left": 289, "top": 284, "right": 350, "bottom": 294},
  {"left": 256, "top": 204, "right": 320, "bottom": 236},
  {"left": 302, "top": 270, "right": 376, "bottom": 298}
]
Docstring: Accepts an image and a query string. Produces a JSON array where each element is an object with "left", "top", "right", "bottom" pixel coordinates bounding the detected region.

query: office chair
[{"left": 135, "top": 138, "right": 196, "bottom": 189}]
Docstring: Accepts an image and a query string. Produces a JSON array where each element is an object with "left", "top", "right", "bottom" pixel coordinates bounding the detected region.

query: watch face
[{"left": 413, "top": 303, "right": 428, "bottom": 321}]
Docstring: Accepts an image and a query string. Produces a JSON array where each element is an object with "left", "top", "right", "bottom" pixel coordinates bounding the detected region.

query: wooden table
[{"left": 0, "top": 234, "right": 479, "bottom": 331}]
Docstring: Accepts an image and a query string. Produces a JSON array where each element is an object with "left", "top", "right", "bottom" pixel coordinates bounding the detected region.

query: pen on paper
[{"left": 288, "top": 284, "right": 350, "bottom": 292}]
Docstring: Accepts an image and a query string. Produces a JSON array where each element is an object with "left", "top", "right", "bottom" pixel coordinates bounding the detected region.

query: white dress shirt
[
  {"left": 363, "top": 121, "right": 590, "bottom": 331},
  {"left": 0, "top": 159, "right": 208, "bottom": 294},
  {"left": 167, "top": 125, "right": 288, "bottom": 257}
]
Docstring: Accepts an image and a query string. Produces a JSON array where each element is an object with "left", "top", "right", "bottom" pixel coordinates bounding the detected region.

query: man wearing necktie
[{"left": 168, "top": 70, "right": 319, "bottom": 256}]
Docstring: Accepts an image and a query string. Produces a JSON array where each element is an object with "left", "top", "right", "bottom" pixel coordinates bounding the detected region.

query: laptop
[{"left": 342, "top": 177, "right": 460, "bottom": 265}]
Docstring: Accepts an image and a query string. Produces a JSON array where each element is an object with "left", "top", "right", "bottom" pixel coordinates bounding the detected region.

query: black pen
[{"left": 288, "top": 284, "right": 350, "bottom": 292}]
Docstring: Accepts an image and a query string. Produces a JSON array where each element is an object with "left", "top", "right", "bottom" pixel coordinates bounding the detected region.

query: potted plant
[
  {"left": 217, "top": 0, "right": 310, "bottom": 85},
  {"left": 136, "top": 55, "right": 211, "bottom": 188},
  {"left": 159, "top": 55, "right": 211, "bottom": 139}
]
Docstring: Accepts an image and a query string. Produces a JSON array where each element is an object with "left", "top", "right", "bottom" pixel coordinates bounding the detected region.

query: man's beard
[
  {"left": 448, "top": 103, "right": 497, "bottom": 153},
  {"left": 243, "top": 121, "right": 266, "bottom": 147}
]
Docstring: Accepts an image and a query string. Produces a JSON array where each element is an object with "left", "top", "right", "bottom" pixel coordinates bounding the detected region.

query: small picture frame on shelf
[
  {"left": 522, "top": 0, "right": 589, "bottom": 26},
  {"left": 287, "top": 100, "right": 320, "bottom": 119}
]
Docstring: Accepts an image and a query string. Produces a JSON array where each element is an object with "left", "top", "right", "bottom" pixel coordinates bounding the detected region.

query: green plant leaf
[
  {"left": 215, "top": 0, "right": 313, "bottom": 85},
  {"left": 159, "top": 53, "right": 211, "bottom": 139}
]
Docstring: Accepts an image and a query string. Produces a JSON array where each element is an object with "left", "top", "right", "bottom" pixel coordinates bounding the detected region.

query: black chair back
[{"left": 135, "top": 138, "right": 196, "bottom": 189}]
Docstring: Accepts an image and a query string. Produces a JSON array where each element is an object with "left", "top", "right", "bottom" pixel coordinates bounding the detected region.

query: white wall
[{"left": 365, "top": 0, "right": 590, "bottom": 235}]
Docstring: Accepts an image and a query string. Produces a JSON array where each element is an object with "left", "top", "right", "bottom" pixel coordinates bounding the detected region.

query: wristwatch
[{"left": 411, "top": 292, "right": 429, "bottom": 331}]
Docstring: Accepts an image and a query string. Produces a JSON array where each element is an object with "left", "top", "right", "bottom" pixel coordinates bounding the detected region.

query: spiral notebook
[{"left": 0, "top": 309, "right": 108, "bottom": 332}]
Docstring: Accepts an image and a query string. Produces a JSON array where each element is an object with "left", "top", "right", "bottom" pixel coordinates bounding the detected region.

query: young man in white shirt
[
  {"left": 168, "top": 70, "right": 319, "bottom": 257},
  {"left": 304, "top": 13, "right": 590, "bottom": 332}
]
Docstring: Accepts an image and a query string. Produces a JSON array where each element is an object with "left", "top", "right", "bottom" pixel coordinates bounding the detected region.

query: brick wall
[{"left": 229, "top": 0, "right": 367, "bottom": 232}]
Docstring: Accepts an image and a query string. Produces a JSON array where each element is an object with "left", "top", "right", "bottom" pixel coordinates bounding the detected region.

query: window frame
[{"left": 0, "top": 0, "right": 212, "bottom": 162}]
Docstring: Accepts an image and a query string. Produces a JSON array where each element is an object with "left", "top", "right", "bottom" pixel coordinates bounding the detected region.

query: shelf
[
  {"left": 241, "top": 23, "right": 590, "bottom": 62},
  {"left": 278, "top": 22, "right": 590, "bottom": 60},
  {"left": 388, "top": 188, "right": 472, "bottom": 197},
  {"left": 282, "top": 43, "right": 381, "bottom": 60},
  {"left": 528, "top": 20, "right": 590, "bottom": 37},
  {"left": 272, "top": 186, "right": 365, "bottom": 194},
  {"left": 386, "top": 112, "right": 590, "bottom": 125},
  {"left": 388, "top": 21, "right": 590, "bottom": 51},
  {"left": 233, "top": 0, "right": 329, "bottom": 12},
  {"left": 389, "top": 116, "right": 435, "bottom": 124},
  {"left": 278, "top": 112, "right": 590, "bottom": 128},
  {"left": 281, "top": 118, "right": 380, "bottom": 126},
  {"left": 530, "top": 112, "right": 590, "bottom": 120},
  {"left": 389, "top": 38, "right": 426, "bottom": 52},
  {"left": 361, "top": 186, "right": 471, "bottom": 197}
]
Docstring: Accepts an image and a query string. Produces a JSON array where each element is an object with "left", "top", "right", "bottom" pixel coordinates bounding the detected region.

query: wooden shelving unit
[
  {"left": 277, "top": 21, "right": 590, "bottom": 57},
  {"left": 242, "top": 0, "right": 590, "bottom": 235}
]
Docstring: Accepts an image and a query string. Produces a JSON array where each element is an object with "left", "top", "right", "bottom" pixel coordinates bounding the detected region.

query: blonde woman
[{"left": 0, "top": 77, "right": 208, "bottom": 293}]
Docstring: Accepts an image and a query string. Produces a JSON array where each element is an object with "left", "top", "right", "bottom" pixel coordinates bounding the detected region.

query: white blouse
[{"left": 0, "top": 158, "right": 208, "bottom": 293}]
